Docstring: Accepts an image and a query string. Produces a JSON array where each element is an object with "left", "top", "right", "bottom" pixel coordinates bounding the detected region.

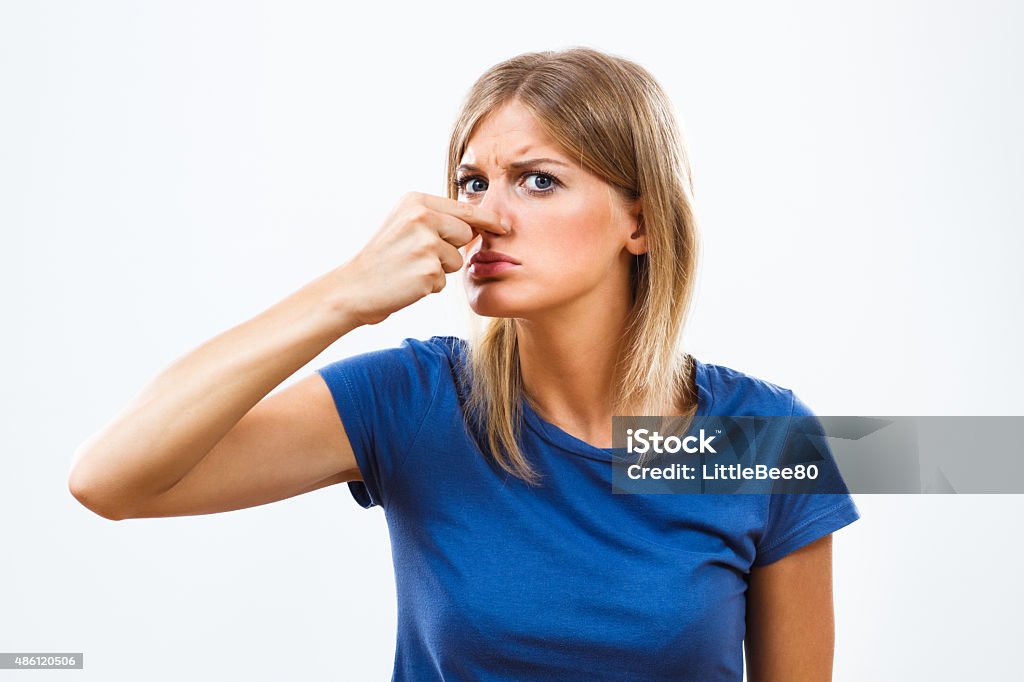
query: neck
[{"left": 514, "top": 285, "right": 631, "bottom": 448}]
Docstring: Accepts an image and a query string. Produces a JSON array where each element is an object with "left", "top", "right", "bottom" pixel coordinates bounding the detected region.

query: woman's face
[{"left": 457, "top": 99, "right": 644, "bottom": 321}]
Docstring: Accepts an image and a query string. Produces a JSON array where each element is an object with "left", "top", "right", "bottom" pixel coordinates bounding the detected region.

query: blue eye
[
  {"left": 453, "top": 176, "right": 486, "bottom": 195},
  {"left": 454, "top": 171, "right": 562, "bottom": 198},
  {"left": 525, "top": 173, "right": 553, "bottom": 192}
]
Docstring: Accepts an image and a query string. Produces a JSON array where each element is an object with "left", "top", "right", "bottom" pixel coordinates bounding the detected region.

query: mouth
[
  {"left": 468, "top": 261, "right": 519, "bottom": 278},
  {"left": 468, "top": 250, "right": 520, "bottom": 279},
  {"left": 470, "top": 250, "right": 520, "bottom": 265}
]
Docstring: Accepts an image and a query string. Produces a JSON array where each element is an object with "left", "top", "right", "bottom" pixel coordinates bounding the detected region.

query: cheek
[{"left": 530, "top": 201, "right": 611, "bottom": 260}]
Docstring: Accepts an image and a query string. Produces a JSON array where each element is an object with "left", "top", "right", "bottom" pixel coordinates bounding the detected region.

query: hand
[{"left": 339, "top": 191, "right": 508, "bottom": 326}]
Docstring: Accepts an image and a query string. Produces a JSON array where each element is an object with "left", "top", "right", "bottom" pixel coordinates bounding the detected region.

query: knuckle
[
  {"left": 408, "top": 204, "right": 430, "bottom": 223},
  {"left": 420, "top": 263, "right": 439, "bottom": 282},
  {"left": 412, "top": 231, "right": 436, "bottom": 256}
]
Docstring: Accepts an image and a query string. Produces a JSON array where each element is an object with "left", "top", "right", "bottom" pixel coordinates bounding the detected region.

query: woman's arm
[
  {"left": 67, "top": 193, "right": 506, "bottom": 520},
  {"left": 745, "top": 533, "right": 836, "bottom": 682},
  {"left": 67, "top": 266, "right": 365, "bottom": 519}
]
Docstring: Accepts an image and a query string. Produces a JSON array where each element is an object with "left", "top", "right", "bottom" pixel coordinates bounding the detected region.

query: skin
[
  {"left": 456, "top": 99, "right": 838, "bottom": 681},
  {"left": 746, "top": 534, "right": 836, "bottom": 682}
]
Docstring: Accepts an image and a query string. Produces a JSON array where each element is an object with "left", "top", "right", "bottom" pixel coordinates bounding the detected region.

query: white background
[{"left": 3, "top": 1, "right": 1023, "bottom": 680}]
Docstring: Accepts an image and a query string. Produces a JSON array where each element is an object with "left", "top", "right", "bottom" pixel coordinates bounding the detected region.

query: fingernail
[{"left": 501, "top": 218, "right": 511, "bottom": 232}]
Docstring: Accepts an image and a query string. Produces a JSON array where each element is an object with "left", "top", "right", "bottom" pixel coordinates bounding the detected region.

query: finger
[
  {"left": 436, "top": 240, "right": 465, "bottom": 274},
  {"left": 432, "top": 211, "right": 481, "bottom": 249},
  {"left": 420, "top": 194, "right": 509, "bottom": 236},
  {"left": 430, "top": 270, "right": 447, "bottom": 294}
]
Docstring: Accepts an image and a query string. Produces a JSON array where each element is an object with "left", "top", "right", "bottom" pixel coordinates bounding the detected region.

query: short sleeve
[
  {"left": 752, "top": 391, "right": 861, "bottom": 566},
  {"left": 315, "top": 337, "right": 444, "bottom": 510}
]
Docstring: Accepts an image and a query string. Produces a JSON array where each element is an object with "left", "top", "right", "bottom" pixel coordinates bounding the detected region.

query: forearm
[{"left": 68, "top": 265, "right": 361, "bottom": 510}]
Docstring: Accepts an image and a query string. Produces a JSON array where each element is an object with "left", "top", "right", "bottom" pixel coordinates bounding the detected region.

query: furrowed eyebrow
[{"left": 456, "top": 157, "right": 572, "bottom": 174}]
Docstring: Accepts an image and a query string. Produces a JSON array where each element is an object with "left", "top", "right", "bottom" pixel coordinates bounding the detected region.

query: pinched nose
[{"left": 476, "top": 186, "right": 516, "bottom": 233}]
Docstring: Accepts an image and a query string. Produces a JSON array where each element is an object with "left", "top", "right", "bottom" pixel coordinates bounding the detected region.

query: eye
[
  {"left": 453, "top": 171, "right": 562, "bottom": 198},
  {"left": 523, "top": 172, "right": 557, "bottom": 195},
  {"left": 453, "top": 175, "right": 486, "bottom": 197}
]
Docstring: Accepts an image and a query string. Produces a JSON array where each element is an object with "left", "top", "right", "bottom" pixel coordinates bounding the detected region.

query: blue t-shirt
[{"left": 316, "top": 336, "right": 860, "bottom": 681}]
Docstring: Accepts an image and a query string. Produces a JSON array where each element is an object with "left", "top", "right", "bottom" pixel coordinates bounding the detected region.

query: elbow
[{"left": 67, "top": 465, "right": 129, "bottom": 522}]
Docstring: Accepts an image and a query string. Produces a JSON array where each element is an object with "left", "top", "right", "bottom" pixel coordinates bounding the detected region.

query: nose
[{"left": 476, "top": 178, "right": 513, "bottom": 231}]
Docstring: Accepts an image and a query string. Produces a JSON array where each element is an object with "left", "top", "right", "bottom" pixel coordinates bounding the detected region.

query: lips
[
  {"left": 469, "top": 251, "right": 520, "bottom": 266},
  {"left": 468, "top": 250, "right": 520, "bottom": 279}
]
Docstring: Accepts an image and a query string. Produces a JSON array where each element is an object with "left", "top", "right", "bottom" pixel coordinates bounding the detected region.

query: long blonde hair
[{"left": 445, "top": 47, "right": 701, "bottom": 484}]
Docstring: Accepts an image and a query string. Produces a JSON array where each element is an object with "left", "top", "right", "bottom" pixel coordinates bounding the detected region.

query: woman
[{"left": 69, "top": 47, "right": 860, "bottom": 680}]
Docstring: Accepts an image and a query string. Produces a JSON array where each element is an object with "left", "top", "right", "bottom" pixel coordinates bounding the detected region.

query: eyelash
[{"left": 452, "top": 171, "right": 563, "bottom": 197}]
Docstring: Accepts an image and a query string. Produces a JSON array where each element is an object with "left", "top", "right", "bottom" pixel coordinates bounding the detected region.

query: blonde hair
[{"left": 445, "top": 47, "right": 701, "bottom": 484}]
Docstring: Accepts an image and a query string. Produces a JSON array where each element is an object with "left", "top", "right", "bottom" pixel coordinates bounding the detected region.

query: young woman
[{"left": 69, "top": 47, "right": 860, "bottom": 681}]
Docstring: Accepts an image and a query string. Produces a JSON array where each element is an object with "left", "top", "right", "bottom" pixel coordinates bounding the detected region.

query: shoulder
[
  {"left": 422, "top": 335, "right": 469, "bottom": 361},
  {"left": 697, "top": 358, "right": 809, "bottom": 417},
  {"left": 325, "top": 335, "right": 462, "bottom": 368},
  {"left": 316, "top": 335, "right": 466, "bottom": 400}
]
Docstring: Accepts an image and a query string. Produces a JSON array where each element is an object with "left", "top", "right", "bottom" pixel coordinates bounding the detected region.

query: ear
[{"left": 625, "top": 198, "right": 647, "bottom": 256}]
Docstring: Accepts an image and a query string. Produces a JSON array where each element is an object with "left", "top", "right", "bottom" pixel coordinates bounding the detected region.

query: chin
[{"left": 464, "top": 285, "right": 537, "bottom": 319}]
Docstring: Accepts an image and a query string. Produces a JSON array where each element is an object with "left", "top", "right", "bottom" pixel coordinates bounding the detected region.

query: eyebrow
[{"left": 456, "top": 157, "right": 572, "bottom": 174}]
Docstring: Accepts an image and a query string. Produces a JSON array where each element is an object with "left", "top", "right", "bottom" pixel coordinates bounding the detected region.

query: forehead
[{"left": 460, "top": 102, "right": 563, "bottom": 164}]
